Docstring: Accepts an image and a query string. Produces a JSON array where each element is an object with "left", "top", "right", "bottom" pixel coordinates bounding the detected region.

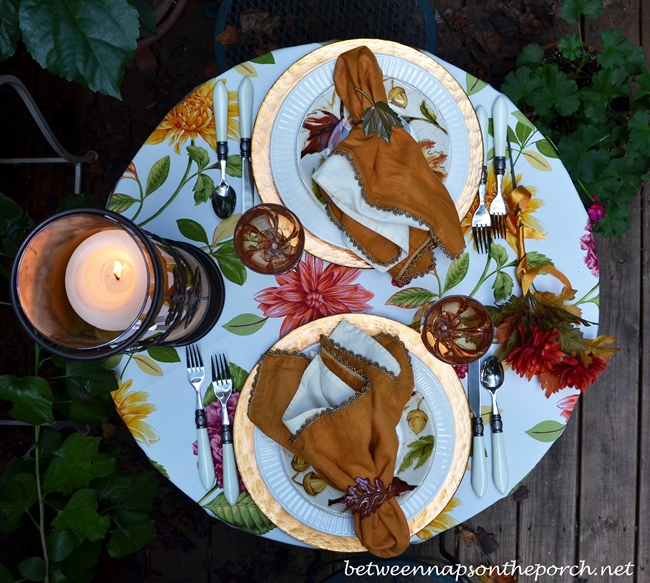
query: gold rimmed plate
[
  {"left": 233, "top": 314, "right": 470, "bottom": 552},
  {"left": 252, "top": 39, "right": 482, "bottom": 268}
]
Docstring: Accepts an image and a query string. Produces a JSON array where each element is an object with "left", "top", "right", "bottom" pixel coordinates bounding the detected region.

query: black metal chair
[{"left": 204, "top": 0, "right": 437, "bottom": 73}]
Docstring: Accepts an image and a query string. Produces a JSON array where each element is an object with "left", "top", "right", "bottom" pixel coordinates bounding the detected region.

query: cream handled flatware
[
  {"left": 469, "top": 359, "right": 488, "bottom": 498},
  {"left": 490, "top": 96, "right": 508, "bottom": 238},
  {"left": 212, "top": 354, "right": 239, "bottom": 506},
  {"left": 238, "top": 77, "right": 255, "bottom": 213},
  {"left": 211, "top": 80, "right": 236, "bottom": 219},
  {"left": 471, "top": 105, "right": 492, "bottom": 254},
  {"left": 481, "top": 355, "right": 509, "bottom": 494},
  {"left": 186, "top": 344, "right": 216, "bottom": 490}
]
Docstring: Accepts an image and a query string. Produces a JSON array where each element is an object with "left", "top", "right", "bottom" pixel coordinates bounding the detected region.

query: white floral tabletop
[{"left": 107, "top": 42, "right": 600, "bottom": 546}]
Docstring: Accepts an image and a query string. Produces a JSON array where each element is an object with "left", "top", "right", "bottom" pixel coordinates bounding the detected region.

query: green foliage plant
[
  {"left": 501, "top": 0, "right": 650, "bottom": 237},
  {"left": 0, "top": 194, "right": 159, "bottom": 583},
  {"left": 0, "top": 0, "right": 158, "bottom": 98}
]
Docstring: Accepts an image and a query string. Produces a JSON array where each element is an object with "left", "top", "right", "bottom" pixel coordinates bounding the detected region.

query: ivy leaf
[
  {"left": 62, "top": 540, "right": 102, "bottom": 583},
  {"left": 204, "top": 491, "right": 275, "bottom": 535},
  {"left": 68, "top": 394, "right": 113, "bottom": 425},
  {"left": 144, "top": 156, "right": 170, "bottom": 197},
  {"left": 51, "top": 489, "right": 111, "bottom": 542},
  {"left": 443, "top": 252, "right": 469, "bottom": 293},
  {"left": 386, "top": 287, "right": 436, "bottom": 309},
  {"left": 214, "top": 239, "right": 247, "bottom": 285},
  {"left": 19, "top": 0, "right": 140, "bottom": 98},
  {"left": 129, "top": 0, "right": 157, "bottom": 38},
  {"left": 107, "top": 193, "right": 138, "bottom": 214},
  {"left": 0, "top": 473, "right": 37, "bottom": 527},
  {"left": 65, "top": 360, "right": 118, "bottom": 399},
  {"left": 42, "top": 433, "right": 116, "bottom": 495},
  {"left": 0, "top": 564, "right": 15, "bottom": 583},
  {"left": 17, "top": 557, "right": 45, "bottom": 582},
  {"left": 105, "top": 471, "right": 159, "bottom": 527},
  {"left": 559, "top": 0, "right": 603, "bottom": 23},
  {"left": 0, "top": 0, "right": 20, "bottom": 61},
  {"left": 46, "top": 529, "right": 78, "bottom": 563},
  {"left": 177, "top": 218, "right": 209, "bottom": 245},
  {"left": 0, "top": 193, "right": 34, "bottom": 258},
  {"left": 357, "top": 88, "right": 403, "bottom": 143},
  {"left": 193, "top": 173, "right": 215, "bottom": 205},
  {"left": 106, "top": 518, "right": 157, "bottom": 559},
  {"left": 0, "top": 375, "right": 54, "bottom": 425},
  {"left": 397, "top": 435, "right": 434, "bottom": 472},
  {"left": 222, "top": 314, "right": 267, "bottom": 336}
]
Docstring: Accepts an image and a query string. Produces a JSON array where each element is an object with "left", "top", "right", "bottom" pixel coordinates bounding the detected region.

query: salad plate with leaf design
[
  {"left": 234, "top": 314, "right": 470, "bottom": 551},
  {"left": 252, "top": 39, "right": 482, "bottom": 268}
]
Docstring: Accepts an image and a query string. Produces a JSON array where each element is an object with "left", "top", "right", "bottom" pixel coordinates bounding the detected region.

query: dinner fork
[
  {"left": 490, "top": 96, "right": 509, "bottom": 239},
  {"left": 471, "top": 105, "right": 492, "bottom": 254},
  {"left": 186, "top": 344, "right": 216, "bottom": 490},
  {"left": 211, "top": 354, "right": 239, "bottom": 506}
]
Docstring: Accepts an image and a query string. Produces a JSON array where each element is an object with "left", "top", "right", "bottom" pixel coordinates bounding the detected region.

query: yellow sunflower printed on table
[
  {"left": 416, "top": 497, "right": 462, "bottom": 540},
  {"left": 461, "top": 167, "right": 546, "bottom": 252},
  {"left": 111, "top": 379, "right": 160, "bottom": 446},
  {"left": 145, "top": 79, "right": 240, "bottom": 154}
]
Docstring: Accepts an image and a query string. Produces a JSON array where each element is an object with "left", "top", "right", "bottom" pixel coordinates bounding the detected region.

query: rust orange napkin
[
  {"left": 312, "top": 46, "right": 465, "bottom": 285},
  {"left": 248, "top": 320, "right": 415, "bottom": 557}
]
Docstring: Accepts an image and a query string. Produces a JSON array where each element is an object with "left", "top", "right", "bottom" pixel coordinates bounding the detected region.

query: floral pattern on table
[{"left": 107, "top": 45, "right": 604, "bottom": 547}]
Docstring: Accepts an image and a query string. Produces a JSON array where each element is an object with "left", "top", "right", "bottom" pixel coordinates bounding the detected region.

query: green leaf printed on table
[
  {"left": 223, "top": 314, "right": 267, "bottom": 336},
  {"left": 107, "top": 193, "right": 138, "bottom": 213},
  {"left": 535, "top": 139, "right": 558, "bottom": 158},
  {"left": 493, "top": 271, "right": 514, "bottom": 303},
  {"left": 443, "top": 252, "right": 469, "bottom": 293},
  {"left": 187, "top": 145, "right": 210, "bottom": 172},
  {"left": 0, "top": 375, "right": 54, "bottom": 425},
  {"left": 102, "top": 354, "right": 123, "bottom": 370},
  {"left": 65, "top": 360, "right": 118, "bottom": 399},
  {"left": 214, "top": 239, "right": 247, "bottom": 285},
  {"left": 46, "top": 530, "right": 77, "bottom": 563},
  {"left": 145, "top": 156, "right": 170, "bottom": 197},
  {"left": 17, "top": 557, "right": 45, "bottom": 582},
  {"left": 522, "top": 150, "right": 553, "bottom": 172},
  {"left": 131, "top": 0, "right": 158, "bottom": 37},
  {"left": 43, "top": 433, "right": 116, "bottom": 495},
  {"left": 0, "top": 0, "right": 20, "bottom": 61},
  {"left": 19, "top": 0, "right": 140, "bottom": 98},
  {"left": 0, "top": 473, "right": 37, "bottom": 527},
  {"left": 489, "top": 243, "right": 509, "bottom": 269},
  {"left": 234, "top": 62, "right": 258, "bottom": 77},
  {"left": 193, "top": 173, "right": 215, "bottom": 205},
  {"left": 51, "top": 489, "right": 110, "bottom": 542},
  {"left": 148, "top": 347, "right": 180, "bottom": 363},
  {"left": 251, "top": 52, "right": 275, "bottom": 65},
  {"left": 525, "top": 251, "right": 554, "bottom": 269},
  {"left": 525, "top": 420, "right": 565, "bottom": 442},
  {"left": 106, "top": 518, "right": 157, "bottom": 559},
  {"left": 386, "top": 287, "right": 436, "bottom": 309},
  {"left": 465, "top": 73, "right": 487, "bottom": 96},
  {"left": 227, "top": 154, "right": 243, "bottom": 178},
  {"left": 512, "top": 110, "right": 536, "bottom": 131},
  {"left": 212, "top": 213, "right": 241, "bottom": 244},
  {"left": 398, "top": 435, "right": 434, "bottom": 473},
  {"left": 149, "top": 459, "right": 169, "bottom": 479},
  {"left": 515, "top": 120, "right": 534, "bottom": 146},
  {"left": 204, "top": 491, "right": 275, "bottom": 535},
  {"left": 204, "top": 362, "right": 249, "bottom": 406},
  {"left": 177, "top": 218, "right": 209, "bottom": 245},
  {"left": 133, "top": 355, "right": 164, "bottom": 376}
]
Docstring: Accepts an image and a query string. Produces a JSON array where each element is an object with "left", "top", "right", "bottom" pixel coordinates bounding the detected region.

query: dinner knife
[
  {"left": 238, "top": 77, "right": 255, "bottom": 213},
  {"left": 469, "top": 359, "right": 488, "bottom": 498},
  {"left": 493, "top": 96, "right": 508, "bottom": 200}
]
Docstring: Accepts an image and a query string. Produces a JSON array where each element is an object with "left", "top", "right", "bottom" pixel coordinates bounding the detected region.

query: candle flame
[{"left": 113, "top": 261, "right": 123, "bottom": 281}]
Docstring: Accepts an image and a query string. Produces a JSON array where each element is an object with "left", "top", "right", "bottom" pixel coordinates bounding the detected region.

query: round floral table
[{"left": 108, "top": 41, "right": 602, "bottom": 547}]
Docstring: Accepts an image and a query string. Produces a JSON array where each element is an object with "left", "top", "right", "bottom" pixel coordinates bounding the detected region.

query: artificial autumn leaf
[
  {"left": 216, "top": 25, "right": 240, "bottom": 45},
  {"left": 300, "top": 110, "right": 341, "bottom": 157},
  {"left": 477, "top": 526, "right": 499, "bottom": 554},
  {"left": 457, "top": 524, "right": 479, "bottom": 547},
  {"left": 512, "top": 484, "right": 529, "bottom": 503},
  {"left": 328, "top": 476, "right": 414, "bottom": 518},
  {"left": 355, "top": 88, "right": 403, "bottom": 143},
  {"left": 585, "top": 334, "right": 619, "bottom": 361}
]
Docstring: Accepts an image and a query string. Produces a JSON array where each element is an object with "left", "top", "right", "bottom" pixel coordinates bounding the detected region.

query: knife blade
[
  {"left": 469, "top": 359, "right": 488, "bottom": 498},
  {"left": 238, "top": 77, "right": 254, "bottom": 213}
]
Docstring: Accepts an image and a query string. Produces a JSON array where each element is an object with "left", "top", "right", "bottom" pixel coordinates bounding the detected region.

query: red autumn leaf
[
  {"left": 477, "top": 526, "right": 499, "bottom": 554},
  {"left": 512, "top": 484, "right": 529, "bottom": 503},
  {"left": 300, "top": 110, "right": 341, "bottom": 158}
]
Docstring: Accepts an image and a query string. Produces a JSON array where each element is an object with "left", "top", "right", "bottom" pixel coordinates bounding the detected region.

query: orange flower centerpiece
[{"left": 490, "top": 188, "right": 617, "bottom": 397}]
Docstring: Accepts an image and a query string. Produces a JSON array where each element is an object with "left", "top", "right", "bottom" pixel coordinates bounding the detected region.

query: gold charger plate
[
  {"left": 233, "top": 313, "right": 470, "bottom": 552},
  {"left": 251, "top": 39, "right": 482, "bottom": 268}
]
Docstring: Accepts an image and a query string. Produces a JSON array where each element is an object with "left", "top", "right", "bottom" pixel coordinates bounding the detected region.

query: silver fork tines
[
  {"left": 490, "top": 156, "right": 507, "bottom": 239},
  {"left": 186, "top": 344, "right": 206, "bottom": 412},
  {"left": 211, "top": 354, "right": 233, "bottom": 425},
  {"left": 471, "top": 168, "right": 492, "bottom": 254}
]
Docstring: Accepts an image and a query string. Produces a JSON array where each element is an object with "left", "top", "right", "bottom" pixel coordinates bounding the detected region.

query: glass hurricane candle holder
[
  {"left": 10, "top": 208, "right": 225, "bottom": 360},
  {"left": 421, "top": 295, "right": 493, "bottom": 365},
  {"left": 234, "top": 203, "right": 305, "bottom": 274}
]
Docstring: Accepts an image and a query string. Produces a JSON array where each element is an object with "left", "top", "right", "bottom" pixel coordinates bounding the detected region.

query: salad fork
[
  {"left": 211, "top": 354, "right": 239, "bottom": 506},
  {"left": 186, "top": 344, "right": 216, "bottom": 490},
  {"left": 471, "top": 105, "right": 492, "bottom": 254},
  {"left": 490, "top": 96, "right": 508, "bottom": 238}
]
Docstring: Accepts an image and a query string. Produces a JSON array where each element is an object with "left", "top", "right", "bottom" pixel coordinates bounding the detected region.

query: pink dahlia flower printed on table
[
  {"left": 254, "top": 253, "right": 375, "bottom": 337},
  {"left": 192, "top": 392, "right": 246, "bottom": 492},
  {"left": 557, "top": 393, "right": 579, "bottom": 422},
  {"left": 580, "top": 220, "right": 599, "bottom": 278}
]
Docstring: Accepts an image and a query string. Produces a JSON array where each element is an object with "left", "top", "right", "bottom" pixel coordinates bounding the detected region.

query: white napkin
[
  {"left": 312, "top": 153, "right": 427, "bottom": 271},
  {"left": 282, "top": 320, "right": 401, "bottom": 434}
]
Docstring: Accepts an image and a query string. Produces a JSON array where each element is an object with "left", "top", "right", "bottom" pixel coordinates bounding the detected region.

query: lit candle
[{"left": 64, "top": 231, "right": 148, "bottom": 331}]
